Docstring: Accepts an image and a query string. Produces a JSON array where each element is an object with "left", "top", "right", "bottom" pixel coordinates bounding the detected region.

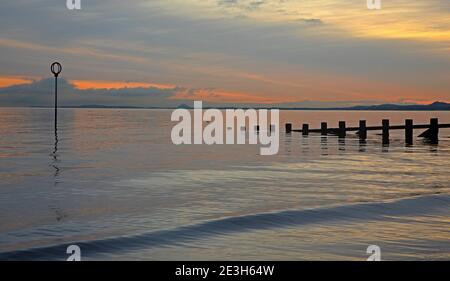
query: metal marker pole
[
  {"left": 54, "top": 75, "right": 57, "bottom": 129},
  {"left": 51, "top": 62, "right": 62, "bottom": 130}
]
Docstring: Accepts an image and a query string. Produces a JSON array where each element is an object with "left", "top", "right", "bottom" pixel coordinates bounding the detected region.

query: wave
[{"left": 1, "top": 194, "right": 449, "bottom": 260}]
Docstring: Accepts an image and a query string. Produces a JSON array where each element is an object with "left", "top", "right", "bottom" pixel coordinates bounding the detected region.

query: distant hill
[
  {"left": 206, "top": 101, "right": 450, "bottom": 111},
  {"left": 176, "top": 104, "right": 192, "bottom": 109},
  {"left": 342, "top": 101, "right": 450, "bottom": 111},
  {"left": 277, "top": 101, "right": 450, "bottom": 111}
]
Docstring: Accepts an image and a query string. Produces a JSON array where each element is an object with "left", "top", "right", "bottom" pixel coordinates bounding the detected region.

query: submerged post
[
  {"left": 405, "top": 119, "right": 413, "bottom": 145},
  {"left": 302, "top": 124, "right": 309, "bottom": 136},
  {"left": 51, "top": 62, "right": 62, "bottom": 130},
  {"left": 359, "top": 120, "right": 367, "bottom": 140},
  {"left": 338, "top": 121, "right": 346, "bottom": 138},
  {"left": 321, "top": 122, "right": 327, "bottom": 136},
  {"left": 382, "top": 119, "right": 390, "bottom": 145},
  {"left": 285, "top": 123, "right": 292, "bottom": 133}
]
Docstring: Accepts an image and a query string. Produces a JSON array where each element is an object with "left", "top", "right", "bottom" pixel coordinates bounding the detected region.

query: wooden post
[
  {"left": 302, "top": 124, "right": 309, "bottom": 136},
  {"left": 321, "top": 122, "right": 327, "bottom": 136},
  {"left": 405, "top": 119, "right": 413, "bottom": 145},
  {"left": 359, "top": 120, "right": 367, "bottom": 140},
  {"left": 419, "top": 118, "right": 439, "bottom": 144},
  {"left": 339, "top": 121, "right": 346, "bottom": 138},
  {"left": 430, "top": 118, "right": 439, "bottom": 144},
  {"left": 382, "top": 119, "right": 390, "bottom": 145},
  {"left": 285, "top": 123, "right": 292, "bottom": 133}
]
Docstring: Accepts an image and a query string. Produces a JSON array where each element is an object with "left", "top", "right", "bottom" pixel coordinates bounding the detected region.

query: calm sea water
[{"left": 0, "top": 108, "right": 449, "bottom": 260}]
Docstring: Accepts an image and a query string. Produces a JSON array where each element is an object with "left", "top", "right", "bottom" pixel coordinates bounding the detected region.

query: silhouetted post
[
  {"left": 256, "top": 125, "right": 260, "bottom": 133},
  {"left": 382, "top": 119, "right": 390, "bottom": 145},
  {"left": 338, "top": 121, "right": 346, "bottom": 138},
  {"left": 302, "top": 124, "right": 309, "bottom": 136},
  {"left": 285, "top": 123, "right": 292, "bottom": 133},
  {"left": 359, "top": 120, "right": 367, "bottom": 140},
  {"left": 51, "top": 62, "right": 62, "bottom": 130},
  {"left": 430, "top": 118, "right": 439, "bottom": 144},
  {"left": 405, "top": 119, "right": 413, "bottom": 145},
  {"left": 321, "top": 122, "right": 327, "bottom": 136}
]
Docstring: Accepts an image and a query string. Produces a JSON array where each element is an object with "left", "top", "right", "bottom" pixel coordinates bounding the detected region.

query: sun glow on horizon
[{"left": 70, "top": 80, "right": 176, "bottom": 90}]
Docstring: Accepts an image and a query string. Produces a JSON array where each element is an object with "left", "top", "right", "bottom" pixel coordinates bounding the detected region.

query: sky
[{"left": 0, "top": 0, "right": 449, "bottom": 107}]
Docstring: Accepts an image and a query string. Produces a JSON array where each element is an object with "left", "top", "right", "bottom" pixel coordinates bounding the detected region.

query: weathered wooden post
[
  {"left": 302, "top": 124, "right": 309, "bottom": 136},
  {"left": 418, "top": 118, "right": 439, "bottom": 144},
  {"left": 430, "top": 118, "right": 439, "bottom": 144},
  {"left": 359, "top": 120, "right": 367, "bottom": 140},
  {"left": 321, "top": 122, "right": 327, "bottom": 136},
  {"left": 338, "top": 121, "right": 346, "bottom": 138},
  {"left": 285, "top": 123, "right": 292, "bottom": 133},
  {"left": 382, "top": 119, "right": 390, "bottom": 145},
  {"left": 405, "top": 119, "right": 413, "bottom": 145}
]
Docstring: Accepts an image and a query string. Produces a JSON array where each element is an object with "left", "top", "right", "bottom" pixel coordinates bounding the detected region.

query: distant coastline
[
  {"left": 20, "top": 101, "right": 450, "bottom": 111},
  {"left": 279, "top": 101, "right": 450, "bottom": 111}
]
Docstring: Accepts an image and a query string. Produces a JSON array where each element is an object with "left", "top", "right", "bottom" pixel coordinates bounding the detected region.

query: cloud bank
[
  {"left": 0, "top": 78, "right": 398, "bottom": 108},
  {"left": 0, "top": 0, "right": 449, "bottom": 106}
]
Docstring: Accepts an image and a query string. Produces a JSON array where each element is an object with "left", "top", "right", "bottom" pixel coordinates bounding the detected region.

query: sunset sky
[{"left": 0, "top": 0, "right": 449, "bottom": 107}]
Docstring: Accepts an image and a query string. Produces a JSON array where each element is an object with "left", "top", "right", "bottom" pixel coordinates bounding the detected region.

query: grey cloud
[
  {"left": 0, "top": 78, "right": 180, "bottom": 107},
  {"left": 217, "top": 0, "right": 266, "bottom": 12},
  {"left": 218, "top": 0, "right": 238, "bottom": 5},
  {"left": 2, "top": 0, "right": 445, "bottom": 84},
  {"left": 0, "top": 79, "right": 384, "bottom": 108},
  {"left": 296, "top": 18, "right": 324, "bottom": 25}
]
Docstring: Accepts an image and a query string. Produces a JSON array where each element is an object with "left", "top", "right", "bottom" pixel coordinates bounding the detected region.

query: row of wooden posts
[{"left": 285, "top": 118, "right": 450, "bottom": 145}]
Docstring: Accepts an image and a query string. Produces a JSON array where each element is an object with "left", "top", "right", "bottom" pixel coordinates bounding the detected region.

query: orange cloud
[
  {"left": 71, "top": 79, "right": 284, "bottom": 104},
  {"left": 70, "top": 79, "right": 176, "bottom": 90},
  {"left": 0, "top": 76, "right": 38, "bottom": 88}
]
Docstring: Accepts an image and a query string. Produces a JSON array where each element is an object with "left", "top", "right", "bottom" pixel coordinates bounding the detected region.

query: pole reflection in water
[
  {"left": 320, "top": 136, "right": 328, "bottom": 156},
  {"left": 49, "top": 125, "right": 67, "bottom": 222},
  {"left": 338, "top": 137, "right": 345, "bottom": 151},
  {"left": 359, "top": 139, "right": 367, "bottom": 153},
  {"left": 284, "top": 130, "right": 292, "bottom": 154},
  {"left": 52, "top": 126, "right": 60, "bottom": 179},
  {"left": 382, "top": 141, "right": 390, "bottom": 153},
  {"left": 301, "top": 134, "right": 309, "bottom": 154}
]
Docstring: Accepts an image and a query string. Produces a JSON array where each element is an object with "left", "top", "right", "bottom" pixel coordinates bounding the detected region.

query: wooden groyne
[{"left": 285, "top": 118, "right": 450, "bottom": 145}]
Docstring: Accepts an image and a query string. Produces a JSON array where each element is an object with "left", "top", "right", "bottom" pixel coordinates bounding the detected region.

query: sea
[{"left": 0, "top": 108, "right": 449, "bottom": 260}]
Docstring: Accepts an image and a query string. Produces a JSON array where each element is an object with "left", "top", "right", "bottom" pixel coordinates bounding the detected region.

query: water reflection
[
  {"left": 301, "top": 135, "right": 309, "bottom": 154},
  {"left": 320, "top": 136, "right": 328, "bottom": 156},
  {"left": 0, "top": 108, "right": 449, "bottom": 260},
  {"left": 284, "top": 131, "right": 292, "bottom": 154},
  {"left": 49, "top": 125, "right": 67, "bottom": 222},
  {"left": 338, "top": 137, "right": 345, "bottom": 151},
  {"left": 51, "top": 126, "right": 60, "bottom": 179},
  {"left": 358, "top": 139, "right": 367, "bottom": 153}
]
